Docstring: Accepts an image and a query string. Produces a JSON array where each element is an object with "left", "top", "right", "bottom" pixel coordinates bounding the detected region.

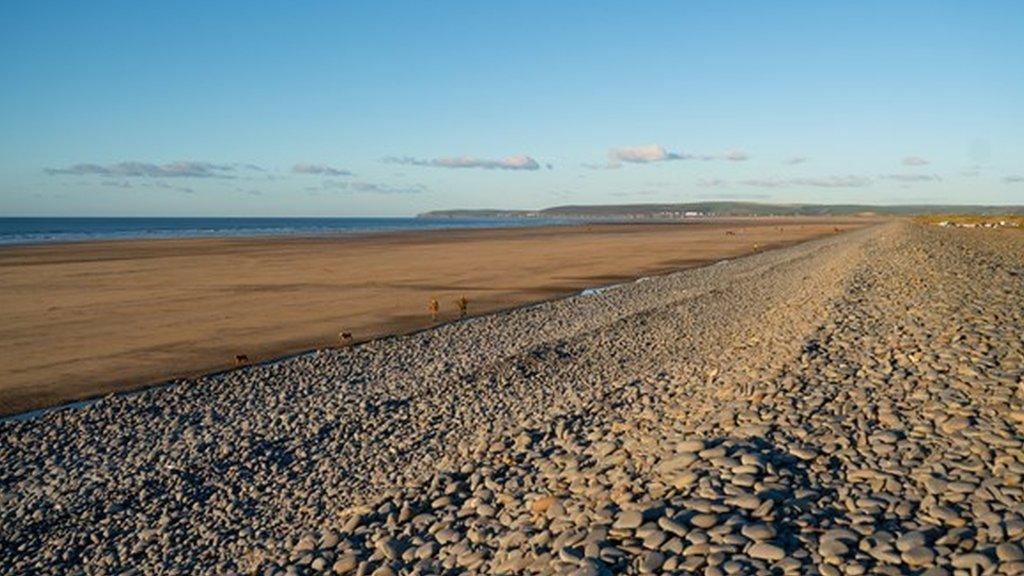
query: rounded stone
[
  {"left": 690, "top": 514, "right": 719, "bottom": 529},
  {"left": 740, "top": 524, "right": 776, "bottom": 541},
  {"left": 748, "top": 542, "right": 785, "bottom": 561},
  {"left": 902, "top": 546, "right": 936, "bottom": 567},
  {"left": 614, "top": 510, "right": 644, "bottom": 530},
  {"left": 332, "top": 554, "right": 358, "bottom": 574}
]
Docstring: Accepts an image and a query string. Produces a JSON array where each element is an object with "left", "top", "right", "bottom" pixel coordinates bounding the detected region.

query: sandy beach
[{"left": 0, "top": 218, "right": 867, "bottom": 415}]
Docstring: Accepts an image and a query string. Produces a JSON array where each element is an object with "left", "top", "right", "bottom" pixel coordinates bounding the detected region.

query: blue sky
[{"left": 1, "top": 1, "right": 1022, "bottom": 216}]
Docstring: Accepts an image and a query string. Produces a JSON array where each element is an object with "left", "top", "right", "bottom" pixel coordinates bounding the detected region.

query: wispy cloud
[
  {"left": 1005, "top": 175, "right": 1024, "bottom": 183},
  {"left": 697, "top": 178, "right": 729, "bottom": 187},
  {"left": 292, "top": 163, "right": 353, "bottom": 176},
  {"left": 309, "top": 180, "right": 427, "bottom": 194},
  {"left": 384, "top": 155, "right": 540, "bottom": 171},
  {"left": 101, "top": 180, "right": 133, "bottom": 189},
  {"left": 610, "top": 190, "right": 660, "bottom": 198},
  {"left": 881, "top": 173, "right": 941, "bottom": 182},
  {"left": 902, "top": 156, "right": 930, "bottom": 166},
  {"left": 154, "top": 182, "right": 196, "bottom": 194},
  {"left": 45, "top": 161, "right": 235, "bottom": 178},
  {"left": 739, "top": 176, "right": 872, "bottom": 188},
  {"left": 592, "top": 145, "right": 750, "bottom": 168},
  {"left": 699, "top": 192, "right": 772, "bottom": 200},
  {"left": 784, "top": 156, "right": 808, "bottom": 165}
]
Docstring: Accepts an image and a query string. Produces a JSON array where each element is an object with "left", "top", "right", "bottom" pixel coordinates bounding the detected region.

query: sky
[{"left": 1, "top": 1, "right": 1022, "bottom": 217}]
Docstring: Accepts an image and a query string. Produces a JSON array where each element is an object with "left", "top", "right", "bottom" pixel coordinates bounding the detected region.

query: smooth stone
[
  {"left": 531, "top": 496, "right": 559, "bottom": 514},
  {"left": 895, "top": 531, "right": 927, "bottom": 552},
  {"left": 640, "top": 551, "right": 665, "bottom": 573},
  {"left": 690, "top": 514, "right": 719, "bottom": 529},
  {"left": 678, "top": 440, "right": 707, "bottom": 453},
  {"left": 819, "top": 539, "right": 849, "bottom": 558},
  {"left": 748, "top": 542, "right": 785, "bottom": 561},
  {"left": 998, "top": 542, "right": 1024, "bottom": 562},
  {"left": 951, "top": 552, "right": 994, "bottom": 571},
  {"left": 614, "top": 510, "right": 644, "bottom": 530},
  {"left": 902, "top": 546, "right": 936, "bottom": 567},
  {"left": 740, "top": 524, "right": 776, "bottom": 541},
  {"left": 332, "top": 554, "right": 358, "bottom": 574}
]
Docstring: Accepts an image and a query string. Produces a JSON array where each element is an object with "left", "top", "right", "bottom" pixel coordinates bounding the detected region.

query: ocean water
[{"left": 0, "top": 217, "right": 568, "bottom": 245}]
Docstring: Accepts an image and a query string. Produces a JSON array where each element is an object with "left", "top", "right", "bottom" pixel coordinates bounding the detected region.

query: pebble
[{"left": 748, "top": 542, "right": 786, "bottom": 562}]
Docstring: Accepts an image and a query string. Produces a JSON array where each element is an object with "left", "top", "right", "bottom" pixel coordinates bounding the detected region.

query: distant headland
[{"left": 419, "top": 201, "right": 1024, "bottom": 219}]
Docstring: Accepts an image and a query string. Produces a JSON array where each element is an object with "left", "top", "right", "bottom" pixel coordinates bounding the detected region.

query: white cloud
[
  {"left": 154, "top": 182, "right": 196, "bottom": 194},
  {"left": 785, "top": 156, "right": 808, "bottom": 165},
  {"left": 902, "top": 156, "right": 930, "bottom": 166},
  {"left": 610, "top": 145, "right": 682, "bottom": 164},
  {"left": 292, "top": 163, "right": 353, "bottom": 176},
  {"left": 1005, "top": 175, "right": 1024, "bottom": 183},
  {"left": 739, "top": 176, "right": 872, "bottom": 188},
  {"left": 881, "top": 174, "right": 941, "bottom": 182},
  {"left": 45, "top": 161, "right": 235, "bottom": 178},
  {"left": 595, "top": 145, "right": 750, "bottom": 168},
  {"left": 384, "top": 155, "right": 540, "bottom": 170},
  {"left": 700, "top": 192, "right": 772, "bottom": 200},
  {"left": 100, "top": 180, "right": 133, "bottom": 189},
  {"left": 698, "top": 178, "right": 729, "bottom": 187},
  {"left": 311, "top": 180, "right": 427, "bottom": 194}
]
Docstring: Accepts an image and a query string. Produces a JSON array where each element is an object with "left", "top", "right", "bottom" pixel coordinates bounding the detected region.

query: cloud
[
  {"left": 312, "top": 180, "right": 427, "bottom": 194},
  {"left": 45, "top": 161, "right": 235, "bottom": 178},
  {"left": 902, "top": 156, "right": 930, "bottom": 166},
  {"left": 610, "top": 190, "right": 660, "bottom": 198},
  {"left": 581, "top": 162, "right": 622, "bottom": 170},
  {"left": 739, "top": 176, "right": 872, "bottom": 188},
  {"left": 154, "top": 182, "right": 196, "bottom": 194},
  {"left": 1005, "top": 175, "right": 1024, "bottom": 183},
  {"left": 384, "top": 155, "right": 540, "bottom": 170},
  {"left": 881, "top": 174, "right": 942, "bottom": 182},
  {"left": 352, "top": 182, "right": 426, "bottom": 194},
  {"left": 700, "top": 192, "right": 772, "bottom": 200},
  {"left": 698, "top": 178, "right": 729, "bottom": 187},
  {"left": 610, "top": 145, "right": 683, "bottom": 164},
  {"left": 593, "top": 145, "right": 750, "bottom": 168},
  {"left": 292, "top": 163, "right": 353, "bottom": 176},
  {"left": 785, "top": 156, "right": 808, "bottom": 165},
  {"left": 101, "top": 180, "right": 133, "bottom": 189}
]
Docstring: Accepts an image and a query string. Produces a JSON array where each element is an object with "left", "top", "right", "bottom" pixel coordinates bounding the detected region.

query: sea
[{"left": 0, "top": 217, "right": 570, "bottom": 245}]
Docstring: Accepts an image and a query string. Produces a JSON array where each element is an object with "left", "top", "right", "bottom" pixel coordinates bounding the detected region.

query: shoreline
[
  {"left": 0, "top": 214, "right": 874, "bottom": 250},
  {"left": 1, "top": 272, "right": 656, "bottom": 423},
  {"left": 0, "top": 216, "right": 581, "bottom": 248},
  {"left": 0, "top": 217, "right": 876, "bottom": 415}
]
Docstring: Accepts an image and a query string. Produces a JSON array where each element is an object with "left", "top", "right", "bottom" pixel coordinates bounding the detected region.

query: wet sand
[{"left": 0, "top": 218, "right": 871, "bottom": 415}]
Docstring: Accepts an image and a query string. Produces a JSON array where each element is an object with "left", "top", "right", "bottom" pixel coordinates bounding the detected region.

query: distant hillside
[{"left": 420, "top": 202, "right": 1024, "bottom": 219}]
